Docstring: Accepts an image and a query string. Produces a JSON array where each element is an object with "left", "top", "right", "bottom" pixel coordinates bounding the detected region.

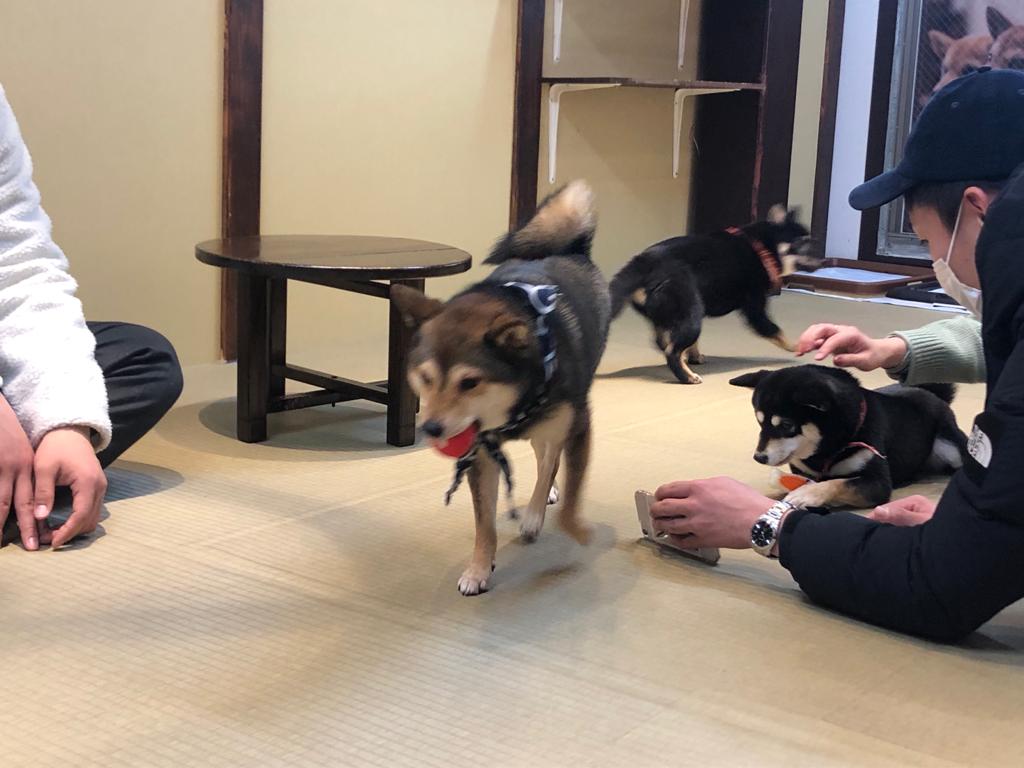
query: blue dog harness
[{"left": 444, "top": 282, "right": 560, "bottom": 505}]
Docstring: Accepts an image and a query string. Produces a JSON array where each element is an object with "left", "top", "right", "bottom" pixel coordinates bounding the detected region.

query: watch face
[{"left": 751, "top": 519, "right": 775, "bottom": 548}]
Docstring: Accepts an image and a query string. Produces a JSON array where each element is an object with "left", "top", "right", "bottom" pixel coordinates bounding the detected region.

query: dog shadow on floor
[
  {"left": 157, "top": 398, "right": 415, "bottom": 460},
  {"left": 430, "top": 522, "right": 635, "bottom": 647},
  {"left": 598, "top": 355, "right": 788, "bottom": 383}
]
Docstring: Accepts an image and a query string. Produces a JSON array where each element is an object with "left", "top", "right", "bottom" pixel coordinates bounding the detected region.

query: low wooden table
[{"left": 195, "top": 235, "right": 471, "bottom": 446}]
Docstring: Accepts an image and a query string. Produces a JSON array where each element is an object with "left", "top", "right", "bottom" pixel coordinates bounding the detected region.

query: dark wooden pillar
[
  {"left": 810, "top": 0, "right": 847, "bottom": 250},
  {"left": 221, "top": 0, "right": 264, "bottom": 360},
  {"left": 509, "top": 0, "right": 546, "bottom": 229},
  {"left": 754, "top": 0, "right": 804, "bottom": 218},
  {"left": 858, "top": 0, "right": 899, "bottom": 261}
]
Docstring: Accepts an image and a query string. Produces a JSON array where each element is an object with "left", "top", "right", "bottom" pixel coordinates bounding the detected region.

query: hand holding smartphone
[{"left": 635, "top": 490, "right": 720, "bottom": 565}]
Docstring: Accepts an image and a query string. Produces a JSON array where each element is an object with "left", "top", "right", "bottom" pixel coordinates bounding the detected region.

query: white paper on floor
[{"left": 790, "top": 267, "right": 911, "bottom": 283}]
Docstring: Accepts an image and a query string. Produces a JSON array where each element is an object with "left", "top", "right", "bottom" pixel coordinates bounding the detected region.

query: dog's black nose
[
  {"left": 753, "top": 452, "right": 769, "bottom": 465},
  {"left": 421, "top": 420, "right": 444, "bottom": 439}
]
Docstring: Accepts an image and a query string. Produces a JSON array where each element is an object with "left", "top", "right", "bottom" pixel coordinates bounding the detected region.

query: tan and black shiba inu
[
  {"left": 391, "top": 181, "right": 610, "bottom": 595},
  {"left": 729, "top": 365, "right": 967, "bottom": 509}
]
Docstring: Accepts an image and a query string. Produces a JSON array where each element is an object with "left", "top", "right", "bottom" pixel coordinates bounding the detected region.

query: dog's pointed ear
[
  {"left": 485, "top": 316, "right": 531, "bottom": 351},
  {"left": 786, "top": 205, "right": 802, "bottom": 224},
  {"left": 768, "top": 204, "right": 787, "bottom": 225},
  {"left": 729, "top": 370, "right": 770, "bottom": 389},
  {"left": 988, "top": 7, "right": 1013, "bottom": 40},
  {"left": 390, "top": 285, "right": 444, "bottom": 328},
  {"left": 929, "top": 30, "right": 953, "bottom": 57}
]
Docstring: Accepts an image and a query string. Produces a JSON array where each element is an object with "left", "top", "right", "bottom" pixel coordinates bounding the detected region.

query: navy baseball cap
[{"left": 850, "top": 68, "right": 1024, "bottom": 210}]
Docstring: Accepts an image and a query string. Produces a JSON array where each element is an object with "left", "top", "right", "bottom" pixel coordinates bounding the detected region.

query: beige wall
[
  {"left": 0, "top": 0, "right": 222, "bottom": 365},
  {"left": 261, "top": 0, "right": 518, "bottom": 359},
  {"left": 0, "top": 0, "right": 828, "bottom": 366},
  {"left": 788, "top": 0, "right": 829, "bottom": 221}
]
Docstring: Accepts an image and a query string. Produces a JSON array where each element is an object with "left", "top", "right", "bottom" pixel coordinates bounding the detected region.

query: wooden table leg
[
  {"left": 269, "top": 278, "right": 287, "bottom": 400},
  {"left": 386, "top": 278, "right": 423, "bottom": 446},
  {"left": 236, "top": 271, "right": 271, "bottom": 442}
]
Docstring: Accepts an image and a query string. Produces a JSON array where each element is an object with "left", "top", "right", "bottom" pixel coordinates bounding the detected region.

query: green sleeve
[{"left": 885, "top": 315, "right": 985, "bottom": 385}]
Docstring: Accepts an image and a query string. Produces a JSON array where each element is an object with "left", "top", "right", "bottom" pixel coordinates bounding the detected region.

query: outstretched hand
[{"left": 795, "top": 323, "right": 907, "bottom": 371}]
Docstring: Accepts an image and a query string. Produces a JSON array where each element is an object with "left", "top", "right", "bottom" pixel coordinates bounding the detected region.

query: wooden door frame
[
  {"left": 857, "top": 0, "right": 899, "bottom": 262},
  {"left": 809, "top": 0, "right": 846, "bottom": 251},
  {"left": 220, "top": 0, "right": 264, "bottom": 360}
]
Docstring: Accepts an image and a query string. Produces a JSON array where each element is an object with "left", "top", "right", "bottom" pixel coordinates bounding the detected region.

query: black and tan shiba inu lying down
[
  {"left": 392, "top": 181, "right": 610, "bottom": 595},
  {"left": 730, "top": 365, "right": 967, "bottom": 509}
]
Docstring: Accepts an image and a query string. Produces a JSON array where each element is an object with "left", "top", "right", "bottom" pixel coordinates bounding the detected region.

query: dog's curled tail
[
  {"left": 609, "top": 257, "right": 646, "bottom": 319},
  {"left": 486, "top": 180, "right": 596, "bottom": 264},
  {"left": 914, "top": 382, "right": 957, "bottom": 404}
]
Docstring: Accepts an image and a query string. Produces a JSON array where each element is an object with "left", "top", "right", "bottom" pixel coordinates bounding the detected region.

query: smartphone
[{"left": 635, "top": 489, "right": 720, "bottom": 565}]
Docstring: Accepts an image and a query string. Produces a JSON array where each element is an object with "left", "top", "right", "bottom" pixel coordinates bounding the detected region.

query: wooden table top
[{"left": 195, "top": 235, "right": 472, "bottom": 281}]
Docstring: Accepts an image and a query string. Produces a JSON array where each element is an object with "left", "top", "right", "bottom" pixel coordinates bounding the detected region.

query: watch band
[{"left": 751, "top": 500, "right": 794, "bottom": 558}]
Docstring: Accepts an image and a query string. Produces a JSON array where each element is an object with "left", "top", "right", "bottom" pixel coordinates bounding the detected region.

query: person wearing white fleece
[{"left": 0, "top": 84, "right": 182, "bottom": 551}]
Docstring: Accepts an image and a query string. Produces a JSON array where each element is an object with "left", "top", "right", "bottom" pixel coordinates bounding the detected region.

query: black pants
[
  {"left": 89, "top": 322, "right": 183, "bottom": 468},
  {"left": 2, "top": 323, "right": 182, "bottom": 543}
]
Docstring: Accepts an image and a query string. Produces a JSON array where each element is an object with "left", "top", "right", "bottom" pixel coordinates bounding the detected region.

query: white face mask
[{"left": 933, "top": 201, "right": 983, "bottom": 318}]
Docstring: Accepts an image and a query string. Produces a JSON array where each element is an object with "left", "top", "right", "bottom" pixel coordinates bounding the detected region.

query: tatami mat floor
[{"left": 1, "top": 293, "right": 1020, "bottom": 767}]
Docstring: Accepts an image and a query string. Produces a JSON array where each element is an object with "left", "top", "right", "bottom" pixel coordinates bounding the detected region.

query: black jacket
[{"left": 780, "top": 165, "right": 1024, "bottom": 642}]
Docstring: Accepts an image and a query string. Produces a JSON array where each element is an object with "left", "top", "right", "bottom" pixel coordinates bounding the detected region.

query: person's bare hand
[
  {"left": 868, "top": 495, "right": 936, "bottom": 526},
  {"left": 33, "top": 426, "right": 106, "bottom": 549},
  {"left": 651, "top": 476, "right": 774, "bottom": 550},
  {"left": 795, "top": 323, "right": 907, "bottom": 371},
  {"left": 0, "top": 395, "right": 38, "bottom": 549}
]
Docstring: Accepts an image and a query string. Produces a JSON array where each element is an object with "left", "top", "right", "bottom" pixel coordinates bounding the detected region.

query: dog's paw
[
  {"left": 784, "top": 483, "right": 834, "bottom": 509},
  {"left": 519, "top": 508, "right": 544, "bottom": 544},
  {"left": 457, "top": 563, "right": 494, "bottom": 596},
  {"left": 547, "top": 484, "right": 560, "bottom": 505},
  {"left": 683, "top": 373, "right": 703, "bottom": 385},
  {"left": 687, "top": 351, "right": 706, "bottom": 365}
]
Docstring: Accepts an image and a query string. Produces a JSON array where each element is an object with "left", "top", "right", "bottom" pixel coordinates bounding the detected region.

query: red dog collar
[
  {"left": 725, "top": 226, "right": 783, "bottom": 291},
  {"left": 822, "top": 399, "right": 886, "bottom": 473}
]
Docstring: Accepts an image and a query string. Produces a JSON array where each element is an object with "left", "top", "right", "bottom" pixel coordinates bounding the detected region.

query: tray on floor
[{"left": 783, "top": 258, "right": 934, "bottom": 296}]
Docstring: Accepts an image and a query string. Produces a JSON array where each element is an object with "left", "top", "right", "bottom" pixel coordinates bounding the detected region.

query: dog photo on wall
[{"left": 919, "top": 1, "right": 1024, "bottom": 110}]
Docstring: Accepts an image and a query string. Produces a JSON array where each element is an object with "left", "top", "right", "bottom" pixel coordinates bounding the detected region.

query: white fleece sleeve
[{"left": 0, "top": 85, "right": 110, "bottom": 450}]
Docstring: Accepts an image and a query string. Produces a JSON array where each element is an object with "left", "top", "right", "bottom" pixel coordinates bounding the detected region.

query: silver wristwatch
[{"left": 751, "top": 501, "right": 794, "bottom": 558}]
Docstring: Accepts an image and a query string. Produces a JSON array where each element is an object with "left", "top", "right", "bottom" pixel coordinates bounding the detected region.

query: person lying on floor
[
  {"left": 0, "top": 83, "right": 183, "bottom": 550},
  {"left": 652, "top": 68, "right": 1024, "bottom": 643}
]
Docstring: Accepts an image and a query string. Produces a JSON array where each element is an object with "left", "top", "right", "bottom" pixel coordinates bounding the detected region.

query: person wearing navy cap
[
  {"left": 650, "top": 68, "right": 1024, "bottom": 642},
  {"left": 791, "top": 67, "right": 1016, "bottom": 390}
]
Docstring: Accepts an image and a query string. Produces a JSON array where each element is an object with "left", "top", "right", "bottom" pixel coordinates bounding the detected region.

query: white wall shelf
[{"left": 543, "top": 78, "right": 761, "bottom": 182}]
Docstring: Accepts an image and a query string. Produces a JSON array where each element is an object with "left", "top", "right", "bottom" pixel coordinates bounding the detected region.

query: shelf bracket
[
  {"left": 677, "top": 0, "right": 691, "bottom": 70},
  {"left": 553, "top": 0, "right": 564, "bottom": 62},
  {"left": 673, "top": 87, "right": 739, "bottom": 178},
  {"left": 548, "top": 82, "right": 620, "bottom": 183}
]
